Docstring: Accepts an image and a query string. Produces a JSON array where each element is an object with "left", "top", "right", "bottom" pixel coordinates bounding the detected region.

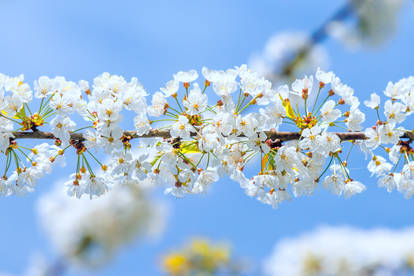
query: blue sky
[{"left": 0, "top": 0, "right": 414, "bottom": 275}]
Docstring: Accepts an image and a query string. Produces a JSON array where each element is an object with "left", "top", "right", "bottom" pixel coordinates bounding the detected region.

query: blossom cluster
[
  {"left": 264, "top": 226, "right": 414, "bottom": 276},
  {"left": 249, "top": 32, "right": 329, "bottom": 83},
  {"left": 38, "top": 182, "right": 165, "bottom": 268},
  {"left": 364, "top": 76, "right": 414, "bottom": 198},
  {"left": 0, "top": 65, "right": 413, "bottom": 209},
  {"left": 249, "top": 1, "right": 404, "bottom": 84},
  {"left": 327, "top": 0, "right": 404, "bottom": 48}
]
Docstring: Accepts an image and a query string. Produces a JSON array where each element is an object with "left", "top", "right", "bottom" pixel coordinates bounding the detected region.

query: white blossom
[{"left": 264, "top": 226, "right": 414, "bottom": 276}]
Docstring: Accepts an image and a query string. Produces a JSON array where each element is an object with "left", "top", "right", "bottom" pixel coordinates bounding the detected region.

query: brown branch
[{"left": 11, "top": 129, "right": 414, "bottom": 142}]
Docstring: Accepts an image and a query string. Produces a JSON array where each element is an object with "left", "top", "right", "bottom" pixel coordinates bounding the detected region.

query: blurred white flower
[
  {"left": 37, "top": 183, "right": 167, "bottom": 269},
  {"left": 327, "top": 0, "right": 404, "bottom": 48},
  {"left": 22, "top": 255, "right": 49, "bottom": 276},
  {"left": 0, "top": 254, "right": 51, "bottom": 276},
  {"left": 264, "top": 226, "right": 414, "bottom": 276},
  {"left": 249, "top": 32, "right": 329, "bottom": 83}
]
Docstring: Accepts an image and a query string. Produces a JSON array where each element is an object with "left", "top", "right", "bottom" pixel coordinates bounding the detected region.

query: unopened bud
[
  {"left": 55, "top": 139, "right": 62, "bottom": 146},
  {"left": 319, "top": 82, "right": 325, "bottom": 89}
]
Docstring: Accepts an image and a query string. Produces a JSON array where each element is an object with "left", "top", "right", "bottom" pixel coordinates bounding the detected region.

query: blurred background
[{"left": 0, "top": 0, "right": 414, "bottom": 275}]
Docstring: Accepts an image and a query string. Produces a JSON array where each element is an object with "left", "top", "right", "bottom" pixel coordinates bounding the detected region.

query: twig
[{"left": 280, "top": 3, "right": 353, "bottom": 77}]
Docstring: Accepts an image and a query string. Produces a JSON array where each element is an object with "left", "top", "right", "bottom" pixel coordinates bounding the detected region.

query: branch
[
  {"left": 280, "top": 3, "right": 353, "bottom": 77},
  {"left": 11, "top": 129, "right": 414, "bottom": 142}
]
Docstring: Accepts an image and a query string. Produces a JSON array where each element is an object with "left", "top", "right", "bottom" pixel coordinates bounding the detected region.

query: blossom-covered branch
[
  {"left": 1, "top": 66, "right": 414, "bottom": 209},
  {"left": 251, "top": 0, "right": 404, "bottom": 82},
  {"left": 280, "top": 3, "right": 353, "bottom": 78}
]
